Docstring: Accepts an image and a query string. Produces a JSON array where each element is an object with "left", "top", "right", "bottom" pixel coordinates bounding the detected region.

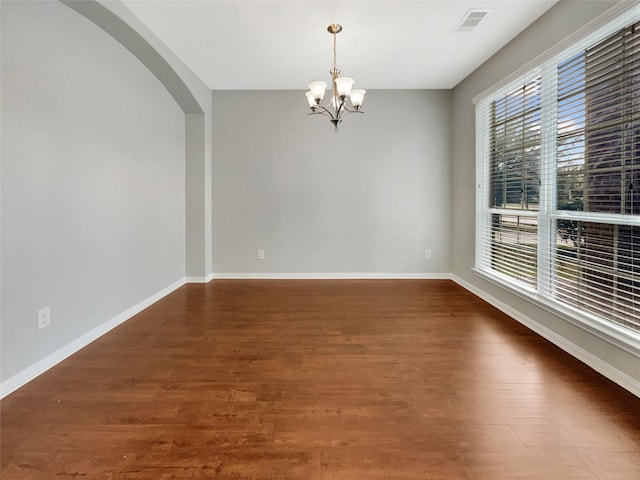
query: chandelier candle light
[{"left": 305, "top": 24, "right": 366, "bottom": 132}]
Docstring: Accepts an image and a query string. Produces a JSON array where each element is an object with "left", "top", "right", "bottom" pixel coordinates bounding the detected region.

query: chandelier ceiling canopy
[{"left": 305, "top": 24, "right": 366, "bottom": 132}]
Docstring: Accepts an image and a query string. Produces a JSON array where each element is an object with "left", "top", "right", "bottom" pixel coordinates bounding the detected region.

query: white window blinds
[
  {"left": 478, "top": 77, "right": 542, "bottom": 288},
  {"left": 553, "top": 22, "right": 640, "bottom": 331},
  {"left": 476, "top": 9, "right": 640, "bottom": 337}
]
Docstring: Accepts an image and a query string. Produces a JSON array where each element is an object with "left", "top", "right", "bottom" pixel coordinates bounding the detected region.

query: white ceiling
[{"left": 121, "top": 0, "right": 558, "bottom": 90}]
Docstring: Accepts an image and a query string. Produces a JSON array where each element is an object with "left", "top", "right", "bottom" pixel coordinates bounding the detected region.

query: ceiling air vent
[{"left": 454, "top": 9, "right": 491, "bottom": 33}]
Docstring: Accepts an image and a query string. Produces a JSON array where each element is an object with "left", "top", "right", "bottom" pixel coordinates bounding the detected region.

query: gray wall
[
  {"left": 212, "top": 90, "right": 451, "bottom": 276},
  {"left": 451, "top": 0, "right": 639, "bottom": 387},
  {"left": 1, "top": 1, "right": 186, "bottom": 381},
  {"left": 61, "top": 0, "right": 215, "bottom": 281}
]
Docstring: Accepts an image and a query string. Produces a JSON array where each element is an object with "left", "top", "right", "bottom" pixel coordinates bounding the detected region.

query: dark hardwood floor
[{"left": 2, "top": 280, "right": 639, "bottom": 479}]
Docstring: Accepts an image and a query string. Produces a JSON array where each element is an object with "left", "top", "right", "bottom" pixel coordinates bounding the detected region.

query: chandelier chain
[{"left": 333, "top": 31, "right": 337, "bottom": 73}]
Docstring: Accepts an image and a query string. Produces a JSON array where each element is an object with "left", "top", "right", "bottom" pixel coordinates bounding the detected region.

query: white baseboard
[
  {"left": 5, "top": 274, "right": 636, "bottom": 400},
  {"left": 185, "top": 273, "right": 214, "bottom": 283},
  {"left": 451, "top": 274, "right": 640, "bottom": 398},
  {"left": 0, "top": 278, "right": 186, "bottom": 399},
  {"left": 211, "top": 272, "right": 452, "bottom": 280}
]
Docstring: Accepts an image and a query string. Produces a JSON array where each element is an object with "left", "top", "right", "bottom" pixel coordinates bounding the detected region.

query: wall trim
[
  {"left": 211, "top": 273, "right": 452, "bottom": 280},
  {"left": 60, "top": 0, "right": 204, "bottom": 113},
  {"left": 471, "top": 267, "right": 640, "bottom": 359},
  {"left": 186, "top": 274, "right": 214, "bottom": 283},
  {"left": 0, "top": 278, "right": 187, "bottom": 399},
  {"left": 4, "top": 273, "right": 637, "bottom": 399},
  {"left": 451, "top": 274, "right": 640, "bottom": 398}
]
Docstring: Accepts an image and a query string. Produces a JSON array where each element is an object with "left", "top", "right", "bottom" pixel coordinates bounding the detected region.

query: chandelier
[{"left": 305, "top": 24, "right": 366, "bottom": 132}]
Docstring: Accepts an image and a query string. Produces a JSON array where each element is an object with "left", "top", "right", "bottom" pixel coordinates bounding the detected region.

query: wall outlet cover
[{"left": 37, "top": 307, "right": 51, "bottom": 330}]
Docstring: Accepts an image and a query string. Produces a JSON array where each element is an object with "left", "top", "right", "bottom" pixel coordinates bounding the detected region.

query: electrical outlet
[
  {"left": 37, "top": 307, "right": 51, "bottom": 330},
  {"left": 257, "top": 249, "right": 265, "bottom": 260},
  {"left": 425, "top": 249, "right": 432, "bottom": 259}
]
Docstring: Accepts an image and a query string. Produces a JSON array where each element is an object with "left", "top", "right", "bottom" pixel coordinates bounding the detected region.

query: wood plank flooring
[{"left": 2, "top": 280, "right": 639, "bottom": 479}]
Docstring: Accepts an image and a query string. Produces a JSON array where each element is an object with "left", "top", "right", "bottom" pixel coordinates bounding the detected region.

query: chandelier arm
[
  {"left": 334, "top": 109, "right": 364, "bottom": 119},
  {"left": 311, "top": 105, "right": 338, "bottom": 120},
  {"left": 340, "top": 105, "right": 364, "bottom": 115},
  {"left": 308, "top": 110, "right": 335, "bottom": 120},
  {"left": 335, "top": 99, "right": 347, "bottom": 118},
  {"left": 334, "top": 100, "right": 364, "bottom": 118}
]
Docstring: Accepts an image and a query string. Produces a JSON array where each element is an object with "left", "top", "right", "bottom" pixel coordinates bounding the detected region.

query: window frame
[{"left": 474, "top": 4, "right": 640, "bottom": 358}]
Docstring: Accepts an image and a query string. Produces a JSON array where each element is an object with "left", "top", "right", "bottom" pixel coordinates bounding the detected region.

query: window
[
  {"left": 476, "top": 7, "right": 640, "bottom": 342},
  {"left": 485, "top": 76, "right": 542, "bottom": 288}
]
